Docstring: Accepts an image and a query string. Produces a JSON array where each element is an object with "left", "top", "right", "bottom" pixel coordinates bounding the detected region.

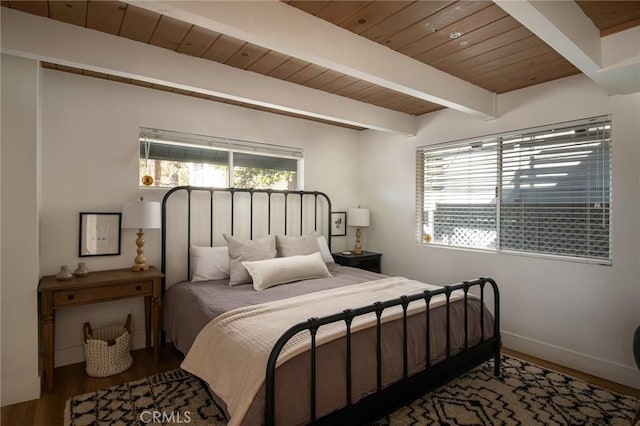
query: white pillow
[
  {"left": 317, "top": 235, "right": 335, "bottom": 264},
  {"left": 242, "top": 252, "right": 332, "bottom": 291},
  {"left": 190, "top": 246, "right": 230, "bottom": 282}
]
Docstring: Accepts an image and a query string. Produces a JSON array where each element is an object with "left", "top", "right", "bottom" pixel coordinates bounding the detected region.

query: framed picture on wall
[
  {"left": 79, "top": 212, "right": 122, "bottom": 257},
  {"left": 331, "top": 211, "right": 347, "bottom": 237}
]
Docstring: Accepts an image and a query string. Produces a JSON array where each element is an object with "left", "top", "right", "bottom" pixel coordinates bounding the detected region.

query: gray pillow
[
  {"left": 223, "top": 233, "right": 277, "bottom": 286},
  {"left": 276, "top": 234, "right": 320, "bottom": 258}
]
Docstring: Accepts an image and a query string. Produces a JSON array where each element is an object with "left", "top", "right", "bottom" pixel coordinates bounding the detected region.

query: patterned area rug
[{"left": 65, "top": 355, "right": 637, "bottom": 425}]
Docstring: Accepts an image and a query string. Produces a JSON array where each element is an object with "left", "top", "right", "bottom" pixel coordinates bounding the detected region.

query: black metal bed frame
[
  {"left": 161, "top": 186, "right": 501, "bottom": 426},
  {"left": 265, "top": 278, "right": 501, "bottom": 425}
]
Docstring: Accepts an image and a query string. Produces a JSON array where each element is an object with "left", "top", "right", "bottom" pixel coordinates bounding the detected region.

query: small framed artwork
[
  {"left": 79, "top": 212, "right": 122, "bottom": 257},
  {"left": 331, "top": 211, "right": 347, "bottom": 237}
]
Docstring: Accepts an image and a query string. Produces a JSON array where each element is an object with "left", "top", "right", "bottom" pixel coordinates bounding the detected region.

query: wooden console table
[{"left": 38, "top": 266, "right": 163, "bottom": 392}]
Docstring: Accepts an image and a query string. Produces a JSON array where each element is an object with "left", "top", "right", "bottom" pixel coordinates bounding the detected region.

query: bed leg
[{"left": 494, "top": 352, "right": 501, "bottom": 377}]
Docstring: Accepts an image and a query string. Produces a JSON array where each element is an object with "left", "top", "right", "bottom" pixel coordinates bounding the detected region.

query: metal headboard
[{"left": 161, "top": 186, "right": 332, "bottom": 291}]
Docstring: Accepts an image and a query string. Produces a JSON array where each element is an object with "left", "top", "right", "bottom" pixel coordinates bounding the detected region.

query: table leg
[
  {"left": 152, "top": 295, "right": 160, "bottom": 363},
  {"left": 144, "top": 295, "right": 151, "bottom": 349},
  {"left": 41, "top": 292, "right": 55, "bottom": 392}
]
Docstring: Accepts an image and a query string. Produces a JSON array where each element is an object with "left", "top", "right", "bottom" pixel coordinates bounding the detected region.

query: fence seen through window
[{"left": 416, "top": 115, "right": 611, "bottom": 264}]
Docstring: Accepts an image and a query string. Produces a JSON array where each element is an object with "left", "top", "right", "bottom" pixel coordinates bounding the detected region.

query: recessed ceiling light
[
  {"left": 449, "top": 32, "right": 463, "bottom": 39},
  {"left": 459, "top": 41, "right": 469, "bottom": 46}
]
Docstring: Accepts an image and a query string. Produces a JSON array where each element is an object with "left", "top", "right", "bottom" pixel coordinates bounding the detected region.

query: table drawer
[{"left": 53, "top": 281, "right": 153, "bottom": 306}]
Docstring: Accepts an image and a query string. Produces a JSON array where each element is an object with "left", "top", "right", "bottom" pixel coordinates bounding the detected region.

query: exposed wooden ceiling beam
[
  {"left": 1, "top": 7, "right": 416, "bottom": 135},
  {"left": 494, "top": 0, "right": 640, "bottom": 95},
  {"left": 126, "top": 0, "right": 497, "bottom": 119}
]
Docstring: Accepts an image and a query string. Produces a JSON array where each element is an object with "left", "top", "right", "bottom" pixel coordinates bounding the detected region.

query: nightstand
[
  {"left": 38, "top": 266, "right": 163, "bottom": 392},
  {"left": 332, "top": 251, "right": 382, "bottom": 273}
]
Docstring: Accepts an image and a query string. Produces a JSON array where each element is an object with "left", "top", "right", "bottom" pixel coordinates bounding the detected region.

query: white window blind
[
  {"left": 416, "top": 139, "right": 498, "bottom": 249},
  {"left": 416, "top": 115, "right": 612, "bottom": 264}
]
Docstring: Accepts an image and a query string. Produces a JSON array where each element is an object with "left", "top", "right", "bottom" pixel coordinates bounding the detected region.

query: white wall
[
  {"left": 39, "top": 68, "right": 361, "bottom": 369},
  {"left": 1, "top": 55, "right": 41, "bottom": 405},
  {"left": 0, "top": 53, "right": 360, "bottom": 406},
  {"left": 358, "top": 74, "right": 640, "bottom": 388}
]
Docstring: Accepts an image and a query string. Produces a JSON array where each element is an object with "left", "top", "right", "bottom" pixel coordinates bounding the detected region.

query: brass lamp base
[
  {"left": 353, "top": 227, "right": 363, "bottom": 255},
  {"left": 132, "top": 229, "right": 149, "bottom": 272}
]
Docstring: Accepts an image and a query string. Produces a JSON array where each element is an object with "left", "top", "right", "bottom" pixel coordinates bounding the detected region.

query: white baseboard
[
  {"left": 48, "top": 330, "right": 640, "bottom": 390},
  {"left": 54, "top": 331, "right": 147, "bottom": 367},
  {"left": 502, "top": 331, "right": 640, "bottom": 390},
  {"left": 1, "top": 375, "right": 40, "bottom": 407}
]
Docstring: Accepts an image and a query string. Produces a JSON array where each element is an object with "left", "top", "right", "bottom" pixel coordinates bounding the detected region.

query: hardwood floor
[
  {"left": 2, "top": 346, "right": 638, "bottom": 425},
  {"left": 1, "top": 345, "right": 183, "bottom": 426},
  {"left": 502, "top": 348, "right": 640, "bottom": 399}
]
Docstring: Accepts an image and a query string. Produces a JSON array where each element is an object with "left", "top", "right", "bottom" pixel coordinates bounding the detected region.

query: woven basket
[{"left": 83, "top": 314, "right": 133, "bottom": 377}]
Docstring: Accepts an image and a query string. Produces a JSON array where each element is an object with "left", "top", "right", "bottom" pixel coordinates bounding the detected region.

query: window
[
  {"left": 139, "top": 128, "right": 302, "bottom": 190},
  {"left": 416, "top": 116, "right": 612, "bottom": 264}
]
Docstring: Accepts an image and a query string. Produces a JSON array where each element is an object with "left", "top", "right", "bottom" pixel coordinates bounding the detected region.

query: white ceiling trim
[
  {"left": 494, "top": 0, "right": 640, "bottom": 95},
  {"left": 0, "top": 8, "right": 416, "bottom": 135},
  {"left": 127, "top": 0, "right": 497, "bottom": 119}
]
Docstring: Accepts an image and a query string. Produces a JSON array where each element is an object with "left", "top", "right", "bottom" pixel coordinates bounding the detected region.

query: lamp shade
[
  {"left": 348, "top": 208, "right": 370, "bottom": 227},
  {"left": 122, "top": 201, "right": 161, "bottom": 229}
]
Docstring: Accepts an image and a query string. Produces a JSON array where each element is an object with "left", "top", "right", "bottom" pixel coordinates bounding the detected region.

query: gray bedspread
[
  {"left": 164, "top": 264, "right": 495, "bottom": 425},
  {"left": 163, "top": 263, "right": 384, "bottom": 355}
]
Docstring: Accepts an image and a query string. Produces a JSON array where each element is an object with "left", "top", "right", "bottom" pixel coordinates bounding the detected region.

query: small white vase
[
  {"left": 74, "top": 262, "right": 89, "bottom": 277},
  {"left": 56, "top": 265, "right": 73, "bottom": 281}
]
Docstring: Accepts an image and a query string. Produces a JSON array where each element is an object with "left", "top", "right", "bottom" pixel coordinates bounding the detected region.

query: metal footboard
[{"left": 265, "top": 277, "right": 501, "bottom": 426}]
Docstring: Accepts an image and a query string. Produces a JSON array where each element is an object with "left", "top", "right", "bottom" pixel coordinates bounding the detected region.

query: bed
[{"left": 161, "top": 186, "right": 501, "bottom": 425}]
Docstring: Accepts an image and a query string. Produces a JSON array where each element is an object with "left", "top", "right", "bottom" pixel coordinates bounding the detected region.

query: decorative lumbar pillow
[
  {"left": 223, "top": 233, "right": 277, "bottom": 286},
  {"left": 242, "top": 252, "right": 332, "bottom": 291},
  {"left": 190, "top": 245, "right": 230, "bottom": 282},
  {"left": 316, "top": 235, "right": 335, "bottom": 264},
  {"left": 276, "top": 234, "right": 320, "bottom": 258}
]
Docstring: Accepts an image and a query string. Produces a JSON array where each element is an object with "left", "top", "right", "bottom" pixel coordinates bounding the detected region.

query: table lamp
[
  {"left": 348, "top": 208, "right": 370, "bottom": 255},
  {"left": 122, "top": 197, "right": 161, "bottom": 271}
]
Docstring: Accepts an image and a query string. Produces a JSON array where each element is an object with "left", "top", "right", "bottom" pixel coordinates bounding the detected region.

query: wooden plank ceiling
[
  {"left": 3, "top": 1, "right": 639, "bottom": 125},
  {"left": 576, "top": 0, "right": 640, "bottom": 36}
]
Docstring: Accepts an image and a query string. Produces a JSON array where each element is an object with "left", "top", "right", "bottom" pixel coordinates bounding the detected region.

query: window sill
[{"left": 416, "top": 242, "right": 612, "bottom": 266}]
